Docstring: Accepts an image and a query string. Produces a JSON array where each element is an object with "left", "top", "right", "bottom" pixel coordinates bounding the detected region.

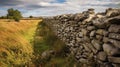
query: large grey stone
[
  {"left": 74, "top": 13, "right": 84, "bottom": 21},
  {"left": 92, "top": 18, "right": 109, "bottom": 28},
  {"left": 78, "top": 32, "right": 83, "bottom": 37},
  {"left": 82, "top": 43, "right": 92, "bottom": 52},
  {"left": 108, "top": 39, "right": 120, "bottom": 48},
  {"left": 91, "top": 39, "right": 102, "bottom": 50},
  {"left": 76, "top": 37, "right": 82, "bottom": 42},
  {"left": 96, "top": 29, "right": 108, "bottom": 36},
  {"left": 87, "top": 26, "right": 95, "bottom": 31},
  {"left": 108, "top": 25, "right": 120, "bottom": 33},
  {"left": 97, "top": 52, "right": 107, "bottom": 61},
  {"left": 106, "top": 8, "right": 120, "bottom": 17},
  {"left": 103, "top": 43, "right": 120, "bottom": 56},
  {"left": 103, "top": 37, "right": 120, "bottom": 48},
  {"left": 86, "top": 43, "right": 97, "bottom": 54},
  {"left": 96, "top": 35, "right": 103, "bottom": 40},
  {"left": 108, "top": 57, "right": 120, "bottom": 63},
  {"left": 90, "top": 30, "right": 96, "bottom": 37},
  {"left": 103, "top": 37, "right": 110, "bottom": 43},
  {"left": 79, "top": 58, "right": 88, "bottom": 63},
  {"left": 109, "top": 33, "right": 120, "bottom": 40},
  {"left": 81, "top": 29, "right": 88, "bottom": 36}
]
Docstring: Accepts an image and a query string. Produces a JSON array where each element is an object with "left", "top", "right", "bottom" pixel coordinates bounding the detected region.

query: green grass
[{"left": 33, "top": 21, "right": 78, "bottom": 67}]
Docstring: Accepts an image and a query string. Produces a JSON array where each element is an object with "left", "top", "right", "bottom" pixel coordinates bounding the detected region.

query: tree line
[
  {"left": 0, "top": 8, "right": 22, "bottom": 22},
  {"left": 0, "top": 8, "right": 35, "bottom": 22}
]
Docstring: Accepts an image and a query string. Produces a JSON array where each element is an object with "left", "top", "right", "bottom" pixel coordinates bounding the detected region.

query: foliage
[
  {"left": 29, "top": 15, "right": 33, "bottom": 18},
  {"left": 33, "top": 21, "right": 78, "bottom": 67},
  {"left": 7, "top": 8, "right": 22, "bottom": 22}
]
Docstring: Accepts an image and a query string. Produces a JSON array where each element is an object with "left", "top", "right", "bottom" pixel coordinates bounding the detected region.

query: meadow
[
  {"left": 0, "top": 19, "right": 40, "bottom": 67},
  {"left": 0, "top": 19, "right": 77, "bottom": 67}
]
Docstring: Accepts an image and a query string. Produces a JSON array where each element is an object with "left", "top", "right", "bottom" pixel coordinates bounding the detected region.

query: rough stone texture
[
  {"left": 103, "top": 43, "right": 120, "bottom": 56},
  {"left": 109, "top": 25, "right": 120, "bottom": 33},
  {"left": 103, "top": 37, "right": 120, "bottom": 48},
  {"left": 91, "top": 39, "right": 102, "bottom": 51},
  {"left": 108, "top": 57, "right": 120, "bottom": 63},
  {"left": 109, "top": 33, "right": 120, "bottom": 40},
  {"left": 112, "top": 64, "right": 120, "bottom": 67},
  {"left": 97, "top": 52, "right": 107, "bottom": 61},
  {"left": 43, "top": 8, "right": 120, "bottom": 67}
]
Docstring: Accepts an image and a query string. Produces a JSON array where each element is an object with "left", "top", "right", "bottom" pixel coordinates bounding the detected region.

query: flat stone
[
  {"left": 83, "top": 36, "right": 90, "bottom": 42},
  {"left": 108, "top": 57, "right": 120, "bottom": 63},
  {"left": 96, "top": 29, "right": 108, "bottom": 36},
  {"left": 106, "top": 8, "right": 120, "bottom": 17},
  {"left": 76, "top": 37, "right": 82, "bottom": 42},
  {"left": 108, "top": 39, "right": 120, "bottom": 48},
  {"left": 103, "top": 37, "right": 120, "bottom": 48},
  {"left": 90, "top": 30, "right": 96, "bottom": 37},
  {"left": 81, "top": 29, "right": 87, "bottom": 36},
  {"left": 108, "top": 25, "right": 120, "bottom": 33},
  {"left": 91, "top": 39, "right": 102, "bottom": 50},
  {"left": 82, "top": 43, "right": 92, "bottom": 52},
  {"left": 92, "top": 18, "right": 109, "bottom": 28},
  {"left": 109, "top": 33, "right": 120, "bottom": 40},
  {"left": 112, "top": 63, "right": 120, "bottom": 67},
  {"left": 86, "top": 43, "right": 97, "bottom": 54},
  {"left": 108, "top": 16, "right": 120, "bottom": 24},
  {"left": 78, "top": 32, "right": 83, "bottom": 37},
  {"left": 74, "top": 13, "right": 85, "bottom": 21},
  {"left": 79, "top": 58, "right": 88, "bottom": 63},
  {"left": 103, "top": 37, "right": 109, "bottom": 43},
  {"left": 103, "top": 43, "right": 120, "bottom": 56},
  {"left": 87, "top": 26, "right": 95, "bottom": 31},
  {"left": 97, "top": 52, "right": 107, "bottom": 61},
  {"left": 96, "top": 35, "right": 103, "bottom": 40}
]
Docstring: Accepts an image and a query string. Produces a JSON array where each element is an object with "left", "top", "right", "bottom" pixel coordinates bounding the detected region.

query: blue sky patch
[{"left": 56, "top": 0, "right": 66, "bottom": 3}]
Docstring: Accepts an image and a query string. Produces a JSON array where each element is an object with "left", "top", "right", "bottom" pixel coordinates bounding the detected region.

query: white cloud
[
  {"left": 0, "top": 10, "right": 7, "bottom": 16},
  {"left": 0, "top": 0, "right": 120, "bottom": 17}
]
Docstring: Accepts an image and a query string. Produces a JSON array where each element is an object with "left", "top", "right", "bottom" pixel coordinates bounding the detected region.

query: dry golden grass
[{"left": 0, "top": 19, "right": 41, "bottom": 66}]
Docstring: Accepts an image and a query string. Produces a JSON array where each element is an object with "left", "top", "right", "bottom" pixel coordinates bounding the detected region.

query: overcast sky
[{"left": 0, "top": 0, "right": 120, "bottom": 17}]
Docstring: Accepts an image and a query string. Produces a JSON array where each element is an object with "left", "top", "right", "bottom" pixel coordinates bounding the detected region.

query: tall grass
[
  {"left": 0, "top": 19, "right": 40, "bottom": 67},
  {"left": 33, "top": 20, "right": 79, "bottom": 67}
]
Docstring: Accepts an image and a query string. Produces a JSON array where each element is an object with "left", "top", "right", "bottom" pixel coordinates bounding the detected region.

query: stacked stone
[{"left": 43, "top": 8, "right": 120, "bottom": 67}]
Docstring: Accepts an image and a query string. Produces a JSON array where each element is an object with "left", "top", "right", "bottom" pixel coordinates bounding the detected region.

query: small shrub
[{"left": 14, "top": 17, "right": 20, "bottom": 22}]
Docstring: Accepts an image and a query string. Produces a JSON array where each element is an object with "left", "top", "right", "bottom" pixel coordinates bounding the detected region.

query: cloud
[
  {"left": 0, "top": 0, "right": 120, "bottom": 17},
  {"left": 0, "top": 0, "right": 23, "bottom": 7}
]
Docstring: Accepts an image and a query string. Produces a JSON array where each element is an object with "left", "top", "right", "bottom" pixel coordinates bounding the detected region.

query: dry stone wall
[{"left": 43, "top": 8, "right": 120, "bottom": 67}]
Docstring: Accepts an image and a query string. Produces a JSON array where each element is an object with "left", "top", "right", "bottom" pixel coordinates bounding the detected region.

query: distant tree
[
  {"left": 29, "top": 15, "right": 33, "bottom": 18},
  {"left": 7, "top": 8, "right": 22, "bottom": 22},
  {"left": 0, "top": 16, "right": 7, "bottom": 19}
]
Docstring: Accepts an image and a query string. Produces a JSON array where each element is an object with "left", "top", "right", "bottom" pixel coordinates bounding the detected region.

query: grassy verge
[
  {"left": 33, "top": 21, "right": 79, "bottom": 67},
  {"left": 0, "top": 19, "right": 41, "bottom": 67}
]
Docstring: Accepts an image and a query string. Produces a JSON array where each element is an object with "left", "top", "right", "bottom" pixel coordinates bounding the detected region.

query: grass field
[
  {"left": 0, "top": 19, "right": 78, "bottom": 67},
  {"left": 33, "top": 21, "right": 78, "bottom": 67},
  {"left": 0, "top": 19, "right": 41, "bottom": 67}
]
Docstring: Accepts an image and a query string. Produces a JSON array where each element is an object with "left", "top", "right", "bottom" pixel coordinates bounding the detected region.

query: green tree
[
  {"left": 29, "top": 15, "right": 33, "bottom": 18},
  {"left": 7, "top": 8, "right": 22, "bottom": 22}
]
